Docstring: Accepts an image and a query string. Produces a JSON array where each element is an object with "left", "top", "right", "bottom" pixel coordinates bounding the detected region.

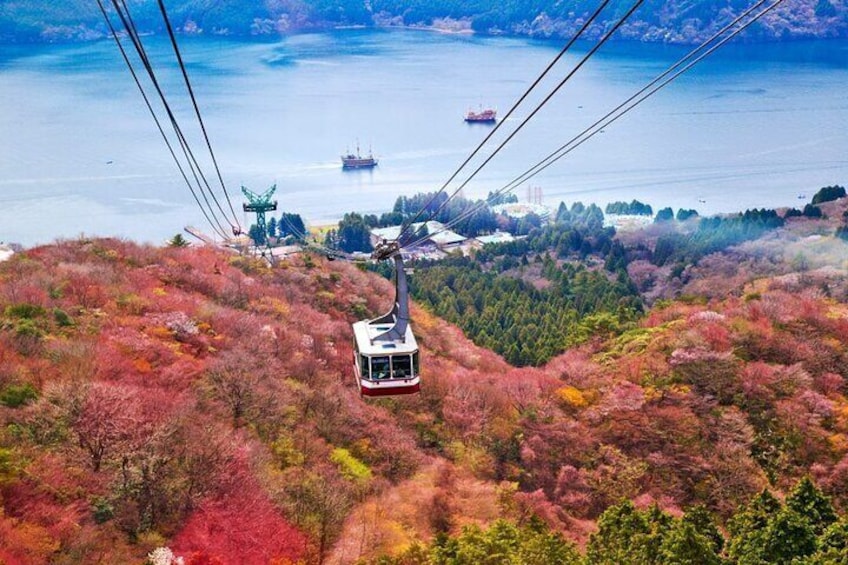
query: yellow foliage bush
[
  {"left": 330, "top": 447, "right": 372, "bottom": 483},
  {"left": 148, "top": 326, "right": 172, "bottom": 340},
  {"left": 446, "top": 441, "right": 496, "bottom": 479},
  {"left": 116, "top": 293, "right": 150, "bottom": 315},
  {"left": 556, "top": 385, "right": 588, "bottom": 409},
  {"left": 252, "top": 296, "right": 290, "bottom": 319},
  {"left": 349, "top": 438, "right": 373, "bottom": 461},
  {"left": 669, "top": 383, "right": 691, "bottom": 396},
  {"left": 828, "top": 433, "right": 848, "bottom": 453},
  {"left": 316, "top": 290, "right": 335, "bottom": 303},
  {"left": 272, "top": 435, "right": 305, "bottom": 469}
]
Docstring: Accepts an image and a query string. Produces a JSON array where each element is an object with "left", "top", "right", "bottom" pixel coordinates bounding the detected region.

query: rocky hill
[{"left": 1, "top": 0, "right": 846, "bottom": 43}]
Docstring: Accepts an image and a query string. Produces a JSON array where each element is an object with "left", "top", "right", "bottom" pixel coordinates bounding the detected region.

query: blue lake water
[{"left": 0, "top": 31, "right": 846, "bottom": 245}]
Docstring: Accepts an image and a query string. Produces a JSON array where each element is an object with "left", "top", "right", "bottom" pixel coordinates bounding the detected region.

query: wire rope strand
[
  {"left": 96, "top": 0, "right": 229, "bottom": 239},
  {"left": 404, "top": 0, "right": 787, "bottom": 250},
  {"left": 399, "top": 0, "right": 646, "bottom": 248},
  {"left": 156, "top": 0, "right": 242, "bottom": 232},
  {"left": 111, "top": 0, "right": 232, "bottom": 237},
  {"left": 395, "top": 0, "right": 614, "bottom": 242},
  {"left": 116, "top": 0, "right": 229, "bottom": 223},
  {"left": 494, "top": 0, "right": 774, "bottom": 200},
  {"left": 495, "top": 0, "right": 787, "bottom": 202}
]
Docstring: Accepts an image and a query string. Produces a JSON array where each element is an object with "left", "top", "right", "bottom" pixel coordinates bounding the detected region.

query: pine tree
[
  {"left": 786, "top": 477, "right": 837, "bottom": 535},
  {"left": 760, "top": 508, "right": 817, "bottom": 564},
  {"left": 168, "top": 233, "right": 189, "bottom": 247},
  {"left": 808, "top": 517, "right": 848, "bottom": 564},
  {"left": 248, "top": 223, "right": 266, "bottom": 245},
  {"left": 631, "top": 505, "right": 674, "bottom": 564},
  {"left": 682, "top": 505, "right": 723, "bottom": 555},
  {"left": 655, "top": 207, "right": 674, "bottom": 222},
  {"left": 586, "top": 501, "right": 650, "bottom": 565},
  {"left": 658, "top": 520, "right": 722, "bottom": 565},
  {"left": 727, "top": 489, "right": 782, "bottom": 564}
]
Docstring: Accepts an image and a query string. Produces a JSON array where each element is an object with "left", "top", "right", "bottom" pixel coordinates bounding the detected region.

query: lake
[{"left": 1, "top": 30, "right": 846, "bottom": 246}]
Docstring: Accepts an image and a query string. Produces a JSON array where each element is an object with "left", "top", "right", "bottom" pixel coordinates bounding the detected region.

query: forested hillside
[
  {"left": 2, "top": 0, "right": 845, "bottom": 43},
  {"left": 1, "top": 192, "right": 848, "bottom": 563}
]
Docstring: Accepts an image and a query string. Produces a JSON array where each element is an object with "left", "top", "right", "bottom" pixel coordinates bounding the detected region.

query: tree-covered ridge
[
  {"left": 372, "top": 192, "right": 845, "bottom": 368},
  {"left": 0, "top": 229, "right": 847, "bottom": 561},
  {"left": 373, "top": 192, "right": 507, "bottom": 238},
  {"left": 407, "top": 200, "right": 642, "bottom": 366},
  {"left": 411, "top": 256, "right": 640, "bottom": 366},
  {"left": 373, "top": 477, "right": 848, "bottom": 564},
  {"left": 2, "top": 0, "right": 846, "bottom": 43},
  {"left": 0, "top": 239, "right": 439, "bottom": 563},
  {"left": 324, "top": 192, "right": 524, "bottom": 254},
  {"left": 624, "top": 190, "right": 848, "bottom": 305},
  {"left": 650, "top": 207, "right": 786, "bottom": 268}
]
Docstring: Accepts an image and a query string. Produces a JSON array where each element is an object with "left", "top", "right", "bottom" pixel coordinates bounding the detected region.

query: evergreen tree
[
  {"left": 518, "top": 517, "right": 582, "bottom": 565},
  {"left": 655, "top": 207, "right": 674, "bottom": 222},
  {"left": 804, "top": 203, "right": 824, "bottom": 218},
  {"left": 676, "top": 208, "right": 699, "bottom": 221},
  {"left": 786, "top": 477, "right": 837, "bottom": 535},
  {"left": 586, "top": 501, "right": 651, "bottom": 565},
  {"left": 760, "top": 508, "right": 817, "bottom": 564},
  {"left": 605, "top": 200, "right": 653, "bottom": 216},
  {"left": 682, "top": 505, "right": 723, "bottom": 554},
  {"left": 168, "top": 233, "right": 189, "bottom": 247},
  {"left": 810, "top": 517, "right": 848, "bottom": 563},
  {"left": 267, "top": 216, "right": 278, "bottom": 239},
  {"left": 278, "top": 212, "right": 306, "bottom": 239},
  {"left": 427, "top": 520, "right": 580, "bottom": 565},
  {"left": 414, "top": 222, "right": 430, "bottom": 242},
  {"left": 727, "top": 490, "right": 782, "bottom": 564},
  {"left": 811, "top": 185, "right": 846, "bottom": 205},
  {"left": 555, "top": 202, "right": 571, "bottom": 223},
  {"left": 632, "top": 505, "right": 674, "bottom": 564},
  {"left": 336, "top": 212, "right": 373, "bottom": 253},
  {"left": 658, "top": 520, "right": 722, "bottom": 565},
  {"left": 248, "top": 223, "right": 266, "bottom": 245},
  {"left": 324, "top": 228, "right": 338, "bottom": 249}
]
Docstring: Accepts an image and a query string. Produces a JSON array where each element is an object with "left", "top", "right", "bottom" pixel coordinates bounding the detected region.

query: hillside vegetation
[
  {"left": 1, "top": 191, "right": 848, "bottom": 562},
  {"left": 2, "top": 0, "right": 846, "bottom": 43}
]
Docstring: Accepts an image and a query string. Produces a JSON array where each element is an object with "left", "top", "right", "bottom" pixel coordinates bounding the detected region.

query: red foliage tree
[{"left": 171, "top": 462, "right": 307, "bottom": 565}]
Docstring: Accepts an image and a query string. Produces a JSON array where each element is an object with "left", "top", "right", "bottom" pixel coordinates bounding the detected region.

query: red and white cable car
[{"left": 352, "top": 242, "right": 420, "bottom": 397}]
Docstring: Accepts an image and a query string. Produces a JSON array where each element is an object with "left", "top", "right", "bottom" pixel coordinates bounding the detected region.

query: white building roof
[
  {"left": 371, "top": 225, "right": 403, "bottom": 241},
  {"left": 371, "top": 221, "right": 466, "bottom": 247},
  {"left": 476, "top": 231, "right": 515, "bottom": 245},
  {"left": 492, "top": 203, "right": 551, "bottom": 219}
]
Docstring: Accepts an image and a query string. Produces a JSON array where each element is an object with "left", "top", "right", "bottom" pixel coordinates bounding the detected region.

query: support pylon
[{"left": 242, "top": 184, "right": 278, "bottom": 256}]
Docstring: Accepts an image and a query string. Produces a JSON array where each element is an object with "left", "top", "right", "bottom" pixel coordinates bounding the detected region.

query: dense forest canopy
[
  {"left": 1, "top": 0, "right": 845, "bottom": 43},
  {"left": 378, "top": 479, "right": 848, "bottom": 564}
]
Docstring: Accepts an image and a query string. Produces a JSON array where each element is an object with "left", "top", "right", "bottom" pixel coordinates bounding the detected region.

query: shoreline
[{"left": 4, "top": 19, "right": 848, "bottom": 46}]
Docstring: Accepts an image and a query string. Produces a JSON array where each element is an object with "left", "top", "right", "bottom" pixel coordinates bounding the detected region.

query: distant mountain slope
[{"left": 1, "top": 0, "right": 845, "bottom": 43}]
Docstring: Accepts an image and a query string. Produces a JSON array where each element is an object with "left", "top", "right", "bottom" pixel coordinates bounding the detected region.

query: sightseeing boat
[
  {"left": 341, "top": 144, "right": 378, "bottom": 169},
  {"left": 464, "top": 107, "right": 497, "bottom": 123}
]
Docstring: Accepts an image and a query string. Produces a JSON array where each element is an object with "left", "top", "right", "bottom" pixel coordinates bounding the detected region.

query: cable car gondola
[{"left": 352, "top": 240, "right": 420, "bottom": 397}]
